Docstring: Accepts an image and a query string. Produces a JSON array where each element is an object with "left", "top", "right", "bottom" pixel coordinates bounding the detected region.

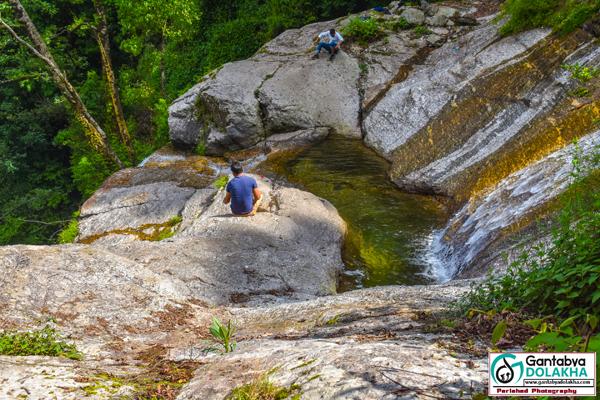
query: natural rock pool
[{"left": 258, "top": 135, "right": 448, "bottom": 290}]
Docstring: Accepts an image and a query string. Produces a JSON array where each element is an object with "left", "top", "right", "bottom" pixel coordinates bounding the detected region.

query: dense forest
[
  {"left": 1, "top": 0, "right": 599, "bottom": 245},
  {"left": 0, "top": 0, "right": 385, "bottom": 245}
]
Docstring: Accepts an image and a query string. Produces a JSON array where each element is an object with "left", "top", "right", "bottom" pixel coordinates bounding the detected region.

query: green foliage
[
  {"left": 1, "top": 0, "right": 383, "bottom": 245},
  {"left": 460, "top": 143, "right": 600, "bottom": 346},
  {"left": 206, "top": 317, "right": 236, "bottom": 353},
  {"left": 499, "top": 0, "right": 600, "bottom": 36},
  {"left": 341, "top": 17, "right": 384, "bottom": 46},
  {"left": 491, "top": 320, "right": 507, "bottom": 346},
  {"left": 0, "top": 325, "right": 82, "bottom": 360},
  {"left": 225, "top": 373, "right": 301, "bottom": 400},
  {"left": 57, "top": 212, "right": 80, "bottom": 244},
  {"left": 386, "top": 17, "right": 413, "bottom": 31},
  {"left": 213, "top": 175, "right": 229, "bottom": 190},
  {"left": 413, "top": 25, "right": 432, "bottom": 37},
  {"left": 562, "top": 63, "right": 600, "bottom": 83}
]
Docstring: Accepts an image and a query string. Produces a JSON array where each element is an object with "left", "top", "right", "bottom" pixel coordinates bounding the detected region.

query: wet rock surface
[{"left": 434, "top": 129, "right": 600, "bottom": 278}]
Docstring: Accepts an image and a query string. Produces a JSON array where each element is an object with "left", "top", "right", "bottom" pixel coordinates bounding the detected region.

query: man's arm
[
  {"left": 223, "top": 192, "right": 231, "bottom": 204},
  {"left": 335, "top": 33, "right": 344, "bottom": 49},
  {"left": 253, "top": 187, "right": 262, "bottom": 203}
]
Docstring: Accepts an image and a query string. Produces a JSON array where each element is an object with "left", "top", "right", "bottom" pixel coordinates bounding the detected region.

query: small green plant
[
  {"left": 205, "top": 317, "right": 236, "bottom": 353},
  {"left": 562, "top": 63, "right": 600, "bottom": 83},
  {"left": 386, "top": 17, "right": 413, "bottom": 31},
  {"left": 195, "top": 141, "right": 206, "bottom": 155},
  {"left": 341, "top": 17, "right": 384, "bottom": 46},
  {"left": 57, "top": 211, "right": 80, "bottom": 244},
  {"left": 0, "top": 325, "right": 82, "bottom": 360},
  {"left": 213, "top": 175, "right": 229, "bottom": 189},
  {"left": 413, "top": 25, "right": 432, "bottom": 38},
  {"left": 225, "top": 372, "right": 301, "bottom": 400}
]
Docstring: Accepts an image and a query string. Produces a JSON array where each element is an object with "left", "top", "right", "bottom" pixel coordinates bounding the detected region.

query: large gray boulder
[
  {"left": 257, "top": 52, "right": 361, "bottom": 137},
  {"left": 400, "top": 7, "right": 426, "bottom": 25},
  {"left": 168, "top": 10, "right": 473, "bottom": 155},
  {"left": 168, "top": 17, "right": 365, "bottom": 154}
]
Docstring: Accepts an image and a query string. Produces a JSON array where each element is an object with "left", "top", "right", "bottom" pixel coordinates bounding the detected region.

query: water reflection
[{"left": 259, "top": 135, "right": 448, "bottom": 290}]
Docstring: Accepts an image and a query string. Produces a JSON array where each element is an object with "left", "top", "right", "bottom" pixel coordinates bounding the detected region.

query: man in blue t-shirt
[{"left": 223, "top": 161, "right": 262, "bottom": 216}]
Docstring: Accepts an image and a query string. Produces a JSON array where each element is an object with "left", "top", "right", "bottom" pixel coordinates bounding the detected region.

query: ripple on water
[{"left": 258, "top": 135, "right": 449, "bottom": 290}]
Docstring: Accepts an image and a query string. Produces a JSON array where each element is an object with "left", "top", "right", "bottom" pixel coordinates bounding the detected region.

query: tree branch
[{"left": 0, "top": 13, "right": 53, "bottom": 66}]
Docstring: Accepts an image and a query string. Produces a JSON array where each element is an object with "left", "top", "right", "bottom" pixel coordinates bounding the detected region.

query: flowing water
[{"left": 258, "top": 135, "right": 448, "bottom": 290}]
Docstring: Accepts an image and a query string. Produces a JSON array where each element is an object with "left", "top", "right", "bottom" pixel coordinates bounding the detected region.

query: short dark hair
[
  {"left": 230, "top": 161, "right": 243, "bottom": 175},
  {"left": 330, "top": 28, "right": 336, "bottom": 35}
]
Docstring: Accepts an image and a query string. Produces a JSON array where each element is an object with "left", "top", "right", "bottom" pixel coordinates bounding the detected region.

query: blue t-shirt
[{"left": 226, "top": 175, "right": 257, "bottom": 215}]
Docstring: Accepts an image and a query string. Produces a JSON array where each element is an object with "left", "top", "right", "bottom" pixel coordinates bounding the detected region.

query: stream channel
[{"left": 257, "top": 135, "right": 449, "bottom": 291}]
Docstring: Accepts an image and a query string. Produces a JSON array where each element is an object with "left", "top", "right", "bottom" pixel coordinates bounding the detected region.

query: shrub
[
  {"left": 341, "top": 17, "right": 384, "bottom": 46},
  {"left": 57, "top": 212, "right": 80, "bottom": 244},
  {"left": 0, "top": 325, "right": 82, "bottom": 360},
  {"left": 499, "top": 0, "right": 600, "bottom": 36},
  {"left": 413, "top": 25, "right": 432, "bottom": 38},
  {"left": 386, "top": 17, "right": 413, "bottom": 31}
]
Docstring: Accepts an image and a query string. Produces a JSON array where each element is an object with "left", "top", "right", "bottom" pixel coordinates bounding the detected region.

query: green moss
[
  {"left": 325, "top": 314, "right": 342, "bottom": 326},
  {"left": 213, "top": 175, "right": 229, "bottom": 189},
  {"left": 196, "top": 141, "right": 206, "bottom": 155},
  {"left": 0, "top": 325, "right": 82, "bottom": 360},
  {"left": 57, "top": 211, "right": 80, "bottom": 244},
  {"left": 358, "top": 62, "right": 368, "bottom": 75},
  {"left": 79, "top": 215, "right": 183, "bottom": 244}
]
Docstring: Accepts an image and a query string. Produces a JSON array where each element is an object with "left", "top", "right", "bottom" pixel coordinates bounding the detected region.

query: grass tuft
[{"left": 225, "top": 373, "right": 301, "bottom": 400}]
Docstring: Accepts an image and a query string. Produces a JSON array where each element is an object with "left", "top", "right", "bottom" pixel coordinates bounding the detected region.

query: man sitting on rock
[
  {"left": 223, "top": 161, "right": 262, "bottom": 216},
  {"left": 311, "top": 28, "right": 344, "bottom": 60}
]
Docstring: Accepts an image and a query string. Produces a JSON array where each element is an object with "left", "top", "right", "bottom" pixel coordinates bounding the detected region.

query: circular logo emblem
[{"left": 491, "top": 354, "right": 524, "bottom": 385}]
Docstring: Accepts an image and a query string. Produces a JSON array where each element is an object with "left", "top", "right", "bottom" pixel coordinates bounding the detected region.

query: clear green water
[{"left": 259, "top": 135, "right": 448, "bottom": 290}]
